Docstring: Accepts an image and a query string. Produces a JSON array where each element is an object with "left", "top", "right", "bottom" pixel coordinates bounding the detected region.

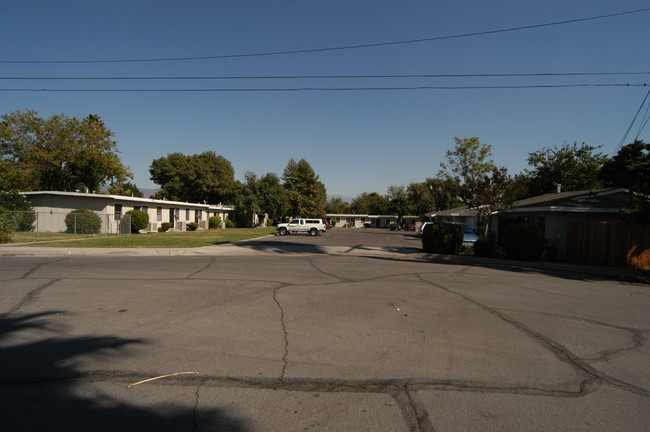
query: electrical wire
[
  {"left": 616, "top": 88, "right": 650, "bottom": 151},
  {"left": 1, "top": 8, "right": 648, "bottom": 64},
  {"left": 0, "top": 83, "right": 646, "bottom": 92},
  {"left": 0, "top": 72, "right": 648, "bottom": 80}
]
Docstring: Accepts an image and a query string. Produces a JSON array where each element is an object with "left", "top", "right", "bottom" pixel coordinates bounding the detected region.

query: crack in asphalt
[
  {"left": 19, "top": 257, "right": 70, "bottom": 279},
  {"left": 7, "top": 278, "right": 61, "bottom": 314},
  {"left": 272, "top": 284, "right": 290, "bottom": 383},
  {"left": 186, "top": 257, "right": 216, "bottom": 279},
  {"left": 417, "top": 274, "right": 650, "bottom": 397},
  {"left": 190, "top": 379, "right": 204, "bottom": 432},
  {"left": 496, "top": 308, "right": 648, "bottom": 363}
]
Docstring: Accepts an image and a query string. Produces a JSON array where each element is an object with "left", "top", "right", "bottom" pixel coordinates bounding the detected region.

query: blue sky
[{"left": 2, "top": 1, "right": 649, "bottom": 199}]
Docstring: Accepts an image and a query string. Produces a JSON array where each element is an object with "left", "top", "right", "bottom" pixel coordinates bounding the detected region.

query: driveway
[{"left": 1, "top": 229, "right": 649, "bottom": 431}]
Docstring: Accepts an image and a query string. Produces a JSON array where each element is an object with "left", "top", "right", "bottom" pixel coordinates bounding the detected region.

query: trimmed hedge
[
  {"left": 187, "top": 222, "right": 199, "bottom": 231},
  {"left": 159, "top": 222, "right": 171, "bottom": 232},
  {"left": 501, "top": 223, "right": 546, "bottom": 260},
  {"left": 422, "top": 222, "right": 463, "bottom": 254},
  {"left": 209, "top": 216, "right": 222, "bottom": 229},
  {"left": 125, "top": 209, "right": 149, "bottom": 233},
  {"left": 224, "top": 219, "right": 234, "bottom": 228},
  {"left": 473, "top": 236, "right": 499, "bottom": 258},
  {"left": 65, "top": 209, "right": 101, "bottom": 234}
]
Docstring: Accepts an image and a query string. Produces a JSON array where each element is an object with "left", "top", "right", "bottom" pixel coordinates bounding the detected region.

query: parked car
[
  {"left": 403, "top": 224, "right": 416, "bottom": 231},
  {"left": 417, "top": 221, "right": 478, "bottom": 247},
  {"left": 389, "top": 223, "right": 401, "bottom": 231},
  {"left": 277, "top": 218, "right": 326, "bottom": 236},
  {"left": 452, "top": 222, "right": 479, "bottom": 247},
  {"left": 417, "top": 222, "right": 433, "bottom": 236}
]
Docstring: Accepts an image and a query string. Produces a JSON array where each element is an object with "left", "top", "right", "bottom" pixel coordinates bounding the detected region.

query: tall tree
[
  {"left": 149, "top": 151, "right": 239, "bottom": 203},
  {"left": 350, "top": 192, "right": 389, "bottom": 215},
  {"left": 525, "top": 142, "right": 607, "bottom": 195},
  {"left": 0, "top": 110, "right": 131, "bottom": 192},
  {"left": 325, "top": 196, "right": 351, "bottom": 214},
  {"left": 108, "top": 181, "right": 144, "bottom": 198},
  {"left": 282, "top": 159, "right": 326, "bottom": 217},
  {"left": 600, "top": 140, "right": 650, "bottom": 222},
  {"left": 386, "top": 185, "right": 412, "bottom": 220},
  {"left": 439, "top": 137, "right": 515, "bottom": 234},
  {"left": 600, "top": 140, "right": 650, "bottom": 195}
]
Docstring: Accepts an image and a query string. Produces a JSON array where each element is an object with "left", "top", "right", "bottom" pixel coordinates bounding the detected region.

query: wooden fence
[{"left": 566, "top": 221, "right": 650, "bottom": 270}]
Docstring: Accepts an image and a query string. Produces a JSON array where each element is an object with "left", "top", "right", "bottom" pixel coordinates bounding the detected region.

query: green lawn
[{"left": 12, "top": 227, "right": 276, "bottom": 248}]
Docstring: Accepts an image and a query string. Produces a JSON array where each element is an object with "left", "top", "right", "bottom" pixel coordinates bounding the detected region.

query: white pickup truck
[{"left": 277, "top": 218, "right": 326, "bottom": 236}]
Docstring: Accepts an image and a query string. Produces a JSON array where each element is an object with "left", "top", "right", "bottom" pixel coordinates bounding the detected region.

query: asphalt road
[{"left": 1, "top": 229, "right": 649, "bottom": 431}]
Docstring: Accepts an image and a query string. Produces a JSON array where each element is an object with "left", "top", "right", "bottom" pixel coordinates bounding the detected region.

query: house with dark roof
[
  {"left": 426, "top": 188, "right": 631, "bottom": 260},
  {"left": 492, "top": 188, "right": 629, "bottom": 259}
]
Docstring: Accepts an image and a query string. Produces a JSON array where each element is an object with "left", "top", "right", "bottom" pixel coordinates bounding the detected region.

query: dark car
[{"left": 388, "top": 223, "right": 401, "bottom": 231}]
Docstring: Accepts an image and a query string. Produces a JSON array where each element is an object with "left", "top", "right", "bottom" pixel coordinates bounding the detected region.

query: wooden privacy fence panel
[{"left": 566, "top": 222, "right": 650, "bottom": 270}]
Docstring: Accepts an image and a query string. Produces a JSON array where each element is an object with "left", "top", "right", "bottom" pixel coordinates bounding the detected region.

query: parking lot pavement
[{"left": 1, "top": 230, "right": 649, "bottom": 431}]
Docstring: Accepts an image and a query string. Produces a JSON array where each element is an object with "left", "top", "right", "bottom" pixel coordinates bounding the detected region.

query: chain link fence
[{"left": 0, "top": 211, "right": 131, "bottom": 243}]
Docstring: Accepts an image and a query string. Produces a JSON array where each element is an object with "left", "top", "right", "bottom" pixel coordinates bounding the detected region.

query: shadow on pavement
[{"left": 0, "top": 312, "right": 250, "bottom": 432}]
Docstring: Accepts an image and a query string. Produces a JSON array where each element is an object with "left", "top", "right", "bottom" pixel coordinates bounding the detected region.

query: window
[
  {"left": 115, "top": 204, "right": 123, "bottom": 220},
  {"left": 196, "top": 210, "right": 202, "bottom": 221},
  {"left": 186, "top": 209, "right": 190, "bottom": 220},
  {"left": 157, "top": 207, "right": 162, "bottom": 221}
]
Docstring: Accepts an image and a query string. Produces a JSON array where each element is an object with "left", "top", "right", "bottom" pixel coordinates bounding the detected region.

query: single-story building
[
  {"left": 21, "top": 191, "right": 235, "bottom": 233},
  {"left": 326, "top": 214, "right": 421, "bottom": 229},
  {"left": 490, "top": 188, "right": 630, "bottom": 259},
  {"left": 426, "top": 206, "right": 480, "bottom": 232},
  {"left": 426, "top": 188, "right": 631, "bottom": 260}
]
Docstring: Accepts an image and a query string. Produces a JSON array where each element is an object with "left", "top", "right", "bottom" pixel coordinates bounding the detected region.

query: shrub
[
  {"left": 224, "top": 219, "right": 234, "bottom": 228},
  {"left": 473, "top": 236, "right": 498, "bottom": 258},
  {"left": 0, "top": 192, "right": 36, "bottom": 231},
  {"left": 501, "top": 223, "right": 546, "bottom": 260},
  {"left": 209, "top": 216, "right": 222, "bottom": 229},
  {"left": 65, "top": 209, "right": 101, "bottom": 234},
  {"left": 0, "top": 211, "right": 13, "bottom": 243},
  {"left": 159, "top": 222, "right": 171, "bottom": 232},
  {"left": 187, "top": 222, "right": 199, "bottom": 231},
  {"left": 422, "top": 222, "right": 462, "bottom": 254},
  {"left": 125, "top": 209, "right": 149, "bottom": 233}
]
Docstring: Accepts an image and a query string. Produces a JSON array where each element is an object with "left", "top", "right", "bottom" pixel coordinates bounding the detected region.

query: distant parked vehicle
[
  {"left": 277, "top": 218, "right": 327, "bottom": 236},
  {"left": 389, "top": 223, "right": 401, "bottom": 231},
  {"left": 403, "top": 224, "right": 416, "bottom": 231}
]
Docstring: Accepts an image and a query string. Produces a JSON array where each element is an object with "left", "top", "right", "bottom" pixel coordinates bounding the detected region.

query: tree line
[
  {"left": 328, "top": 137, "right": 649, "bottom": 224},
  {"left": 2, "top": 110, "right": 648, "bottom": 223}
]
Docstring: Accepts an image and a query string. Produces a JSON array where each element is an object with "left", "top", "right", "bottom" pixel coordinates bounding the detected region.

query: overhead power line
[
  {"left": 0, "top": 72, "right": 649, "bottom": 80},
  {"left": 0, "top": 83, "right": 647, "bottom": 92},
  {"left": 1, "top": 8, "right": 648, "bottom": 64},
  {"left": 616, "top": 88, "right": 650, "bottom": 151}
]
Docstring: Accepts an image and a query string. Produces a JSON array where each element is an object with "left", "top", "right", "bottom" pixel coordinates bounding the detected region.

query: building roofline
[{"left": 21, "top": 191, "right": 234, "bottom": 210}]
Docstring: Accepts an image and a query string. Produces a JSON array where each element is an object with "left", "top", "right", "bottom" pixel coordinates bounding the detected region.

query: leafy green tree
[
  {"left": 525, "top": 142, "right": 607, "bottom": 195},
  {"left": 0, "top": 191, "right": 36, "bottom": 232},
  {"left": 386, "top": 185, "right": 412, "bottom": 220},
  {"left": 439, "top": 137, "right": 515, "bottom": 234},
  {"left": 600, "top": 140, "right": 650, "bottom": 195},
  {"left": 325, "top": 196, "right": 351, "bottom": 214},
  {"left": 282, "top": 159, "right": 326, "bottom": 217},
  {"left": 0, "top": 110, "right": 132, "bottom": 192},
  {"left": 258, "top": 172, "right": 289, "bottom": 221},
  {"left": 600, "top": 140, "right": 650, "bottom": 222},
  {"left": 350, "top": 192, "right": 389, "bottom": 214},
  {"left": 108, "top": 181, "right": 144, "bottom": 197},
  {"left": 236, "top": 171, "right": 289, "bottom": 225},
  {"left": 149, "top": 151, "right": 240, "bottom": 204}
]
